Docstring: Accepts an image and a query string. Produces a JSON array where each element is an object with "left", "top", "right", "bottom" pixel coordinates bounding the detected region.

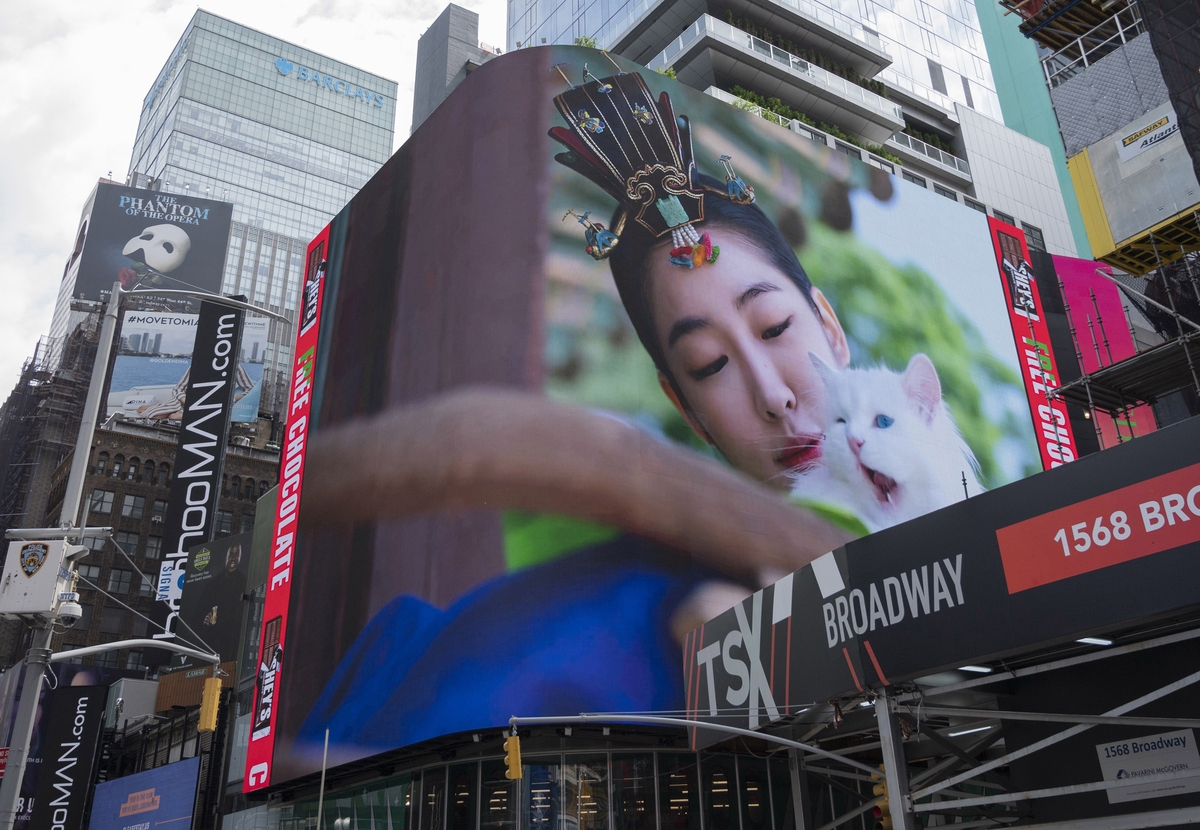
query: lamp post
[{"left": 0, "top": 281, "right": 289, "bottom": 830}]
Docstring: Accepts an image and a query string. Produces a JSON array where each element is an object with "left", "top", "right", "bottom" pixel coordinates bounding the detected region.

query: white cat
[{"left": 791, "top": 353, "right": 983, "bottom": 533}]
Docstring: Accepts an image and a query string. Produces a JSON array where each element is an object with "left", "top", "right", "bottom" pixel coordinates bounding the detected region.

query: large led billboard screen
[
  {"left": 74, "top": 183, "right": 233, "bottom": 303},
  {"left": 246, "top": 46, "right": 1062, "bottom": 789}
]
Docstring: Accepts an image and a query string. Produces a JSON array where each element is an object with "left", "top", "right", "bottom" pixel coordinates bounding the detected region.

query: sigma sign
[{"left": 275, "top": 57, "right": 385, "bottom": 108}]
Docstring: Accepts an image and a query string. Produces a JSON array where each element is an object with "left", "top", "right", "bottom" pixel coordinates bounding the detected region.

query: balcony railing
[
  {"left": 704, "top": 87, "right": 899, "bottom": 171},
  {"left": 1040, "top": 0, "right": 1144, "bottom": 89},
  {"left": 650, "top": 16, "right": 903, "bottom": 122},
  {"left": 887, "top": 131, "right": 970, "bottom": 177},
  {"left": 598, "top": 0, "right": 885, "bottom": 55},
  {"left": 875, "top": 67, "right": 957, "bottom": 116}
]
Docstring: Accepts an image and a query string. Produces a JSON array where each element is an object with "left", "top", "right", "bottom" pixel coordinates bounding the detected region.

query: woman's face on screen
[{"left": 648, "top": 230, "right": 849, "bottom": 490}]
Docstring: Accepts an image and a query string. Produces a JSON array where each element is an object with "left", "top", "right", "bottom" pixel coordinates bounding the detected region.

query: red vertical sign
[
  {"left": 243, "top": 226, "right": 329, "bottom": 792},
  {"left": 988, "top": 217, "right": 1077, "bottom": 469}
]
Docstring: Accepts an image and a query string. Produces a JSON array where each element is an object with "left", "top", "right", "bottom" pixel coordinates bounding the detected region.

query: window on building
[
  {"left": 107, "top": 569, "right": 133, "bottom": 594},
  {"left": 89, "top": 490, "right": 114, "bottom": 514},
  {"left": 152, "top": 499, "right": 168, "bottom": 521},
  {"left": 927, "top": 59, "right": 947, "bottom": 94},
  {"left": 157, "top": 463, "right": 170, "bottom": 486},
  {"left": 85, "top": 535, "right": 107, "bottom": 552},
  {"left": 127, "top": 457, "right": 139, "bottom": 480},
  {"left": 76, "top": 604, "right": 94, "bottom": 631},
  {"left": 934, "top": 184, "right": 958, "bottom": 201},
  {"left": 95, "top": 452, "right": 109, "bottom": 475},
  {"left": 130, "top": 616, "right": 149, "bottom": 638},
  {"left": 114, "top": 531, "right": 139, "bottom": 555},
  {"left": 122, "top": 495, "right": 145, "bottom": 519},
  {"left": 126, "top": 650, "right": 146, "bottom": 671},
  {"left": 902, "top": 170, "right": 927, "bottom": 188},
  {"left": 964, "top": 198, "right": 987, "bottom": 213},
  {"left": 243, "top": 480, "right": 255, "bottom": 500},
  {"left": 1022, "top": 222, "right": 1046, "bottom": 252},
  {"left": 138, "top": 575, "right": 155, "bottom": 597},
  {"left": 241, "top": 513, "right": 256, "bottom": 534},
  {"left": 144, "top": 460, "right": 156, "bottom": 482},
  {"left": 230, "top": 476, "right": 241, "bottom": 498},
  {"left": 78, "top": 564, "right": 101, "bottom": 584},
  {"left": 145, "top": 536, "right": 162, "bottom": 560},
  {"left": 961, "top": 76, "right": 974, "bottom": 109},
  {"left": 993, "top": 210, "right": 1015, "bottom": 226},
  {"left": 834, "top": 142, "right": 862, "bottom": 159},
  {"left": 215, "top": 510, "right": 234, "bottom": 536},
  {"left": 94, "top": 650, "right": 119, "bottom": 668},
  {"left": 112, "top": 455, "right": 125, "bottom": 478},
  {"left": 99, "top": 607, "right": 124, "bottom": 634}
]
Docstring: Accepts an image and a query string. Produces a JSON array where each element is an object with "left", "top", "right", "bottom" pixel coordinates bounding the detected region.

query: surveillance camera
[{"left": 57, "top": 596, "right": 83, "bottom": 629}]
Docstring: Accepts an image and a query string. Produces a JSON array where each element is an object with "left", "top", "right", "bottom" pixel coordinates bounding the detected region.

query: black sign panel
[
  {"left": 74, "top": 183, "right": 233, "bottom": 303},
  {"left": 27, "top": 686, "right": 106, "bottom": 830},
  {"left": 163, "top": 532, "right": 252, "bottom": 673},
  {"left": 152, "top": 301, "right": 245, "bottom": 665},
  {"left": 685, "top": 415, "right": 1200, "bottom": 746},
  {"left": 1137, "top": 0, "right": 1200, "bottom": 183}
]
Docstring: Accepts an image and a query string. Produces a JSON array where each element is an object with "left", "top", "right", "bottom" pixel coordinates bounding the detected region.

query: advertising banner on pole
[
  {"left": 243, "top": 233, "right": 326, "bottom": 791},
  {"left": 25, "top": 686, "right": 106, "bottom": 830},
  {"left": 152, "top": 301, "right": 245, "bottom": 665},
  {"left": 990, "top": 218, "right": 1078, "bottom": 469},
  {"left": 108, "top": 310, "right": 268, "bottom": 424},
  {"left": 86, "top": 756, "right": 201, "bottom": 830},
  {"left": 74, "top": 184, "right": 233, "bottom": 303}
]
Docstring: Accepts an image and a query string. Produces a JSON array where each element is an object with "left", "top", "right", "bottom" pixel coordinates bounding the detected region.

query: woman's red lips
[{"left": 775, "top": 436, "right": 823, "bottom": 472}]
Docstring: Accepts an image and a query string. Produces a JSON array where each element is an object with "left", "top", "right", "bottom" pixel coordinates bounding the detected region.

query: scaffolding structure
[
  {"left": 0, "top": 317, "right": 101, "bottom": 534},
  {"left": 1050, "top": 250, "right": 1200, "bottom": 441}
]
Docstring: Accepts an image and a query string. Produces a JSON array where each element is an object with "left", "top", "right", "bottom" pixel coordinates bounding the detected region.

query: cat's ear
[
  {"left": 808, "top": 351, "right": 836, "bottom": 385},
  {"left": 902, "top": 353, "right": 941, "bottom": 421}
]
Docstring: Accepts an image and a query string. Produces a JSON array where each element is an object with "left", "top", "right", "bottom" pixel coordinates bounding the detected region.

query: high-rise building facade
[
  {"left": 124, "top": 10, "right": 398, "bottom": 415},
  {"left": 507, "top": 0, "right": 1079, "bottom": 255}
]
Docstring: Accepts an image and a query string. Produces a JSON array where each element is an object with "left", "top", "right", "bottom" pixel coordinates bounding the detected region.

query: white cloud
[{"left": 0, "top": 0, "right": 504, "bottom": 394}]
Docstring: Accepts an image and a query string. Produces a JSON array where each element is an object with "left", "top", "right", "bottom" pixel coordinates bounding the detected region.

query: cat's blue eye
[{"left": 875, "top": 414, "right": 894, "bottom": 429}]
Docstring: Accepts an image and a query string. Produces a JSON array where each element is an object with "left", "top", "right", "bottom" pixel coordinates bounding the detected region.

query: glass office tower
[{"left": 125, "top": 10, "right": 398, "bottom": 417}]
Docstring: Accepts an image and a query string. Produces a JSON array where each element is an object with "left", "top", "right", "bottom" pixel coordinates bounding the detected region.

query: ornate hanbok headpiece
[{"left": 549, "top": 66, "right": 754, "bottom": 268}]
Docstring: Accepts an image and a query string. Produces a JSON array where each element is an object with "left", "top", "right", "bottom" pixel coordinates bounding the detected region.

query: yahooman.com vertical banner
[
  {"left": 988, "top": 217, "right": 1077, "bottom": 469},
  {"left": 244, "top": 227, "right": 328, "bottom": 792},
  {"left": 152, "top": 301, "right": 245, "bottom": 665}
]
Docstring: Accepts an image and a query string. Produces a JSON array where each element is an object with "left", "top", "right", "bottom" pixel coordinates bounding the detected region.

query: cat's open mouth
[
  {"left": 861, "top": 464, "right": 898, "bottom": 503},
  {"left": 775, "top": 435, "right": 823, "bottom": 473}
]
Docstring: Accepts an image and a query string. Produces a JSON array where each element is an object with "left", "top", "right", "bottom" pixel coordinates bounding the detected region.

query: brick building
[{"left": 0, "top": 422, "right": 278, "bottom": 670}]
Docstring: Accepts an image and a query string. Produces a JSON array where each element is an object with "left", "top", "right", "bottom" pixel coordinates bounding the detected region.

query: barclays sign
[{"left": 275, "top": 57, "right": 385, "bottom": 108}]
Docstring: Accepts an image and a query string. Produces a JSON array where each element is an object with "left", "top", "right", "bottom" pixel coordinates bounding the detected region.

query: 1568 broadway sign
[{"left": 275, "top": 57, "right": 385, "bottom": 107}]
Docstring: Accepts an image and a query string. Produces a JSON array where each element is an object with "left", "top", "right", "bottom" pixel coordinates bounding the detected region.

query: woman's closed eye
[
  {"left": 762, "top": 316, "right": 793, "bottom": 340},
  {"left": 689, "top": 355, "right": 728, "bottom": 381}
]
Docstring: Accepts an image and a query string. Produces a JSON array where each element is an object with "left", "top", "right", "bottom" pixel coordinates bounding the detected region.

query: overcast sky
[{"left": 0, "top": 0, "right": 505, "bottom": 394}]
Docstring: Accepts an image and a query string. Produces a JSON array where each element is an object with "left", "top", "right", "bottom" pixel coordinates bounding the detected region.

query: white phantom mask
[{"left": 123, "top": 224, "right": 192, "bottom": 272}]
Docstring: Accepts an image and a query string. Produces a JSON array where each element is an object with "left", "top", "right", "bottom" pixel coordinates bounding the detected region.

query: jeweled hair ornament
[{"left": 549, "top": 69, "right": 754, "bottom": 268}]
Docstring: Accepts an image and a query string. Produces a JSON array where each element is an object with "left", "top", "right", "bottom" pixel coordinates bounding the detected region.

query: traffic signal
[
  {"left": 871, "top": 765, "right": 891, "bottom": 830},
  {"left": 198, "top": 677, "right": 222, "bottom": 733},
  {"left": 503, "top": 734, "right": 523, "bottom": 779}
]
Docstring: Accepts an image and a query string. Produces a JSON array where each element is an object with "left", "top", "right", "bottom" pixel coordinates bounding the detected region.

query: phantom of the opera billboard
[
  {"left": 73, "top": 183, "right": 233, "bottom": 302},
  {"left": 245, "top": 46, "right": 1082, "bottom": 790}
]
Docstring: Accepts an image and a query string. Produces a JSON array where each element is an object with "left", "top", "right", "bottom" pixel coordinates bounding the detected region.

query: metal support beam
[
  {"left": 877, "top": 690, "right": 917, "bottom": 830},
  {"left": 788, "top": 749, "right": 813, "bottom": 830},
  {"left": 49, "top": 638, "right": 220, "bottom": 664},
  {"left": 895, "top": 626, "right": 1200, "bottom": 703},
  {"left": 4, "top": 526, "right": 111, "bottom": 540},
  {"left": 912, "top": 665, "right": 1200, "bottom": 800},
  {"left": 912, "top": 768, "right": 1200, "bottom": 812},
  {"left": 907, "top": 704, "right": 1200, "bottom": 729},
  {"left": 1010, "top": 805, "right": 1200, "bottom": 829}
]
